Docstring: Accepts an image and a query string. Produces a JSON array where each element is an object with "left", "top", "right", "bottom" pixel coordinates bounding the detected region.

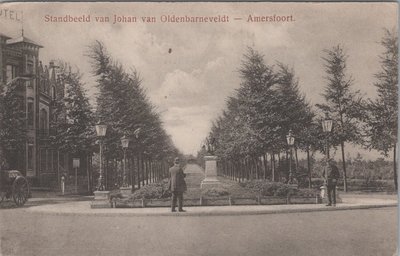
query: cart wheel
[{"left": 12, "top": 176, "right": 30, "bottom": 206}]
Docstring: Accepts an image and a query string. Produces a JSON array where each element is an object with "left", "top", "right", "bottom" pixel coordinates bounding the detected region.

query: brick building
[{"left": 0, "top": 33, "right": 90, "bottom": 189}]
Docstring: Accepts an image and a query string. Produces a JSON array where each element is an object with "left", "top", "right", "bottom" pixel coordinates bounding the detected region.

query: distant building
[{"left": 0, "top": 33, "right": 90, "bottom": 189}]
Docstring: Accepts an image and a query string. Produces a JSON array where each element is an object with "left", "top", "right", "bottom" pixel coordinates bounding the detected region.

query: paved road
[{"left": 0, "top": 207, "right": 396, "bottom": 256}]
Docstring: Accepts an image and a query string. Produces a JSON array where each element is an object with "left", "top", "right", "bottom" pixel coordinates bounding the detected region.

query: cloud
[
  {"left": 155, "top": 69, "right": 205, "bottom": 108},
  {"left": 162, "top": 106, "right": 215, "bottom": 154},
  {"left": 1, "top": 2, "right": 396, "bottom": 156}
]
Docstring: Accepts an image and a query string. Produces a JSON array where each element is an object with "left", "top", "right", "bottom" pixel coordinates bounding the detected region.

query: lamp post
[
  {"left": 322, "top": 113, "right": 333, "bottom": 183},
  {"left": 72, "top": 158, "right": 80, "bottom": 194},
  {"left": 133, "top": 128, "right": 141, "bottom": 191},
  {"left": 286, "top": 129, "right": 295, "bottom": 184},
  {"left": 120, "top": 135, "right": 130, "bottom": 188},
  {"left": 95, "top": 122, "right": 107, "bottom": 191}
]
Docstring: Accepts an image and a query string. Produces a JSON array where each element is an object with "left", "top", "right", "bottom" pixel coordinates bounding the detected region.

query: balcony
[{"left": 37, "top": 129, "right": 57, "bottom": 139}]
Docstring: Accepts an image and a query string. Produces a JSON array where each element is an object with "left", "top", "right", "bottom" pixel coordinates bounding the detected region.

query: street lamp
[
  {"left": 95, "top": 121, "right": 107, "bottom": 191},
  {"left": 120, "top": 135, "right": 130, "bottom": 187},
  {"left": 133, "top": 128, "right": 141, "bottom": 191},
  {"left": 286, "top": 129, "right": 295, "bottom": 184},
  {"left": 322, "top": 112, "right": 333, "bottom": 158},
  {"left": 322, "top": 112, "right": 333, "bottom": 181}
]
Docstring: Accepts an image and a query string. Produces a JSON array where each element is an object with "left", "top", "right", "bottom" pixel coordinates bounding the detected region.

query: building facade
[{"left": 0, "top": 33, "right": 89, "bottom": 189}]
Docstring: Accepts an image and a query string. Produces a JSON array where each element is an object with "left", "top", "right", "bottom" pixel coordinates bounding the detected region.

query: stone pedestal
[
  {"left": 91, "top": 190, "right": 111, "bottom": 208},
  {"left": 94, "top": 190, "right": 111, "bottom": 200},
  {"left": 201, "top": 155, "right": 221, "bottom": 189},
  {"left": 120, "top": 186, "right": 132, "bottom": 197}
]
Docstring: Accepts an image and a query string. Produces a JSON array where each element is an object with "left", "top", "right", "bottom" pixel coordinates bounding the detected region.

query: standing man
[
  {"left": 168, "top": 157, "right": 187, "bottom": 212},
  {"left": 323, "top": 158, "right": 340, "bottom": 206}
]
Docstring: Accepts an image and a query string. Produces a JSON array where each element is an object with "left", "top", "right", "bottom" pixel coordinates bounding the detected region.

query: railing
[{"left": 37, "top": 129, "right": 57, "bottom": 138}]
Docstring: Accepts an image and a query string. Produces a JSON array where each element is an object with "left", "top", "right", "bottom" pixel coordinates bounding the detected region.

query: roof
[
  {"left": 6, "top": 36, "right": 43, "bottom": 48},
  {"left": 0, "top": 33, "right": 11, "bottom": 39}
]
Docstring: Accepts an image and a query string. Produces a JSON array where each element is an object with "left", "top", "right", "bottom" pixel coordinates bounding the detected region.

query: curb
[{"left": 25, "top": 202, "right": 398, "bottom": 217}]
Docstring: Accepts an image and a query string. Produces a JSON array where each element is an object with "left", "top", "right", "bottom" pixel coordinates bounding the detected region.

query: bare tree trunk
[
  {"left": 57, "top": 151, "right": 60, "bottom": 188},
  {"left": 306, "top": 146, "right": 312, "bottom": 189},
  {"left": 295, "top": 147, "right": 299, "bottom": 172},
  {"left": 263, "top": 154, "right": 267, "bottom": 180},
  {"left": 271, "top": 154, "right": 275, "bottom": 182},
  {"left": 233, "top": 161, "right": 236, "bottom": 181},
  {"left": 130, "top": 157, "right": 134, "bottom": 192},
  {"left": 241, "top": 159, "right": 244, "bottom": 182},
  {"left": 340, "top": 141, "right": 348, "bottom": 192},
  {"left": 245, "top": 158, "right": 248, "bottom": 180},
  {"left": 149, "top": 159, "right": 152, "bottom": 183},
  {"left": 234, "top": 161, "right": 238, "bottom": 181},
  {"left": 250, "top": 158, "right": 254, "bottom": 180},
  {"left": 277, "top": 153, "right": 281, "bottom": 182},
  {"left": 105, "top": 158, "right": 108, "bottom": 190},
  {"left": 255, "top": 157, "right": 259, "bottom": 179},
  {"left": 145, "top": 158, "right": 149, "bottom": 185},
  {"left": 86, "top": 155, "right": 90, "bottom": 192},
  {"left": 225, "top": 160, "right": 228, "bottom": 178},
  {"left": 137, "top": 154, "right": 141, "bottom": 188},
  {"left": 285, "top": 150, "right": 289, "bottom": 179},
  {"left": 394, "top": 144, "right": 398, "bottom": 190}
]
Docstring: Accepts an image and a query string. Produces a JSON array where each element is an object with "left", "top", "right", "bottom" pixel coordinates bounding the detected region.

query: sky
[{"left": 0, "top": 2, "right": 397, "bottom": 158}]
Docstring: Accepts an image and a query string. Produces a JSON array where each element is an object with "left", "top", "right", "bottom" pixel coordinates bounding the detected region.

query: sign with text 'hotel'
[{"left": 0, "top": 8, "right": 22, "bottom": 22}]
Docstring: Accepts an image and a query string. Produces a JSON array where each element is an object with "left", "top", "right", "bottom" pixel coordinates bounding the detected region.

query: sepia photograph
[{"left": 0, "top": 2, "right": 398, "bottom": 256}]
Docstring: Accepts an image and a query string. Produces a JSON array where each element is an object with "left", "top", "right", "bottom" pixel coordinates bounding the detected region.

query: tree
[
  {"left": 50, "top": 63, "right": 95, "bottom": 155},
  {"left": 207, "top": 48, "right": 316, "bottom": 183},
  {"left": 364, "top": 29, "right": 398, "bottom": 190},
  {"left": 316, "top": 45, "right": 363, "bottom": 192},
  {"left": 237, "top": 47, "right": 278, "bottom": 157},
  {"left": 0, "top": 79, "right": 26, "bottom": 170},
  {"left": 87, "top": 41, "right": 179, "bottom": 188}
]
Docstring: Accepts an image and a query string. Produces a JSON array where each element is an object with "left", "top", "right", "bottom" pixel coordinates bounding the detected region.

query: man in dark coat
[
  {"left": 169, "top": 157, "right": 187, "bottom": 212},
  {"left": 323, "top": 158, "right": 340, "bottom": 206}
]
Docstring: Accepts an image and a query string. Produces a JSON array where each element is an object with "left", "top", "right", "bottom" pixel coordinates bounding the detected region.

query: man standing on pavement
[
  {"left": 168, "top": 157, "right": 187, "bottom": 212},
  {"left": 323, "top": 158, "right": 340, "bottom": 206}
]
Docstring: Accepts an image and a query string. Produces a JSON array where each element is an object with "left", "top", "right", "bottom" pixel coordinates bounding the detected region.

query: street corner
[{"left": 19, "top": 196, "right": 397, "bottom": 218}]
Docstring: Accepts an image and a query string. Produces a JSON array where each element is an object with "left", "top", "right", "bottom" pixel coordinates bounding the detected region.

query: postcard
[{"left": 0, "top": 2, "right": 398, "bottom": 256}]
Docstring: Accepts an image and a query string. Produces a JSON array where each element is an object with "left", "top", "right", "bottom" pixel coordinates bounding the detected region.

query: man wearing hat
[
  {"left": 168, "top": 157, "right": 187, "bottom": 212},
  {"left": 323, "top": 158, "right": 340, "bottom": 206}
]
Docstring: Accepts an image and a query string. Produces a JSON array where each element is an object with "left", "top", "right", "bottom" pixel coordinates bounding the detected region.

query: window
[
  {"left": 51, "top": 86, "right": 56, "bottom": 100},
  {"left": 27, "top": 99, "right": 34, "bottom": 127},
  {"left": 40, "top": 108, "right": 48, "bottom": 133},
  {"left": 26, "top": 61, "right": 34, "bottom": 75},
  {"left": 40, "top": 149, "right": 46, "bottom": 172},
  {"left": 25, "top": 80, "right": 32, "bottom": 88},
  {"left": 6, "top": 65, "right": 16, "bottom": 83}
]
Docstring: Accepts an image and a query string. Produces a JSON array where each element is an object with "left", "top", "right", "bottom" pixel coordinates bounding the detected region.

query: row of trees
[
  {"left": 0, "top": 40, "right": 180, "bottom": 191},
  {"left": 201, "top": 29, "right": 398, "bottom": 190},
  {"left": 87, "top": 41, "right": 180, "bottom": 190}
]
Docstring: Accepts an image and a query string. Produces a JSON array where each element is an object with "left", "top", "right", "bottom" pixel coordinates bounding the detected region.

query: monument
[{"left": 201, "top": 137, "right": 221, "bottom": 189}]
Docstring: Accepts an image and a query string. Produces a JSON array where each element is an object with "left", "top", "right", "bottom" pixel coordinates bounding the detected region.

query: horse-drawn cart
[{"left": 0, "top": 170, "right": 30, "bottom": 206}]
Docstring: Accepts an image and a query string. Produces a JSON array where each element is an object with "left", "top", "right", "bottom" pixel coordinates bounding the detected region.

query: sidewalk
[{"left": 21, "top": 194, "right": 397, "bottom": 217}]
